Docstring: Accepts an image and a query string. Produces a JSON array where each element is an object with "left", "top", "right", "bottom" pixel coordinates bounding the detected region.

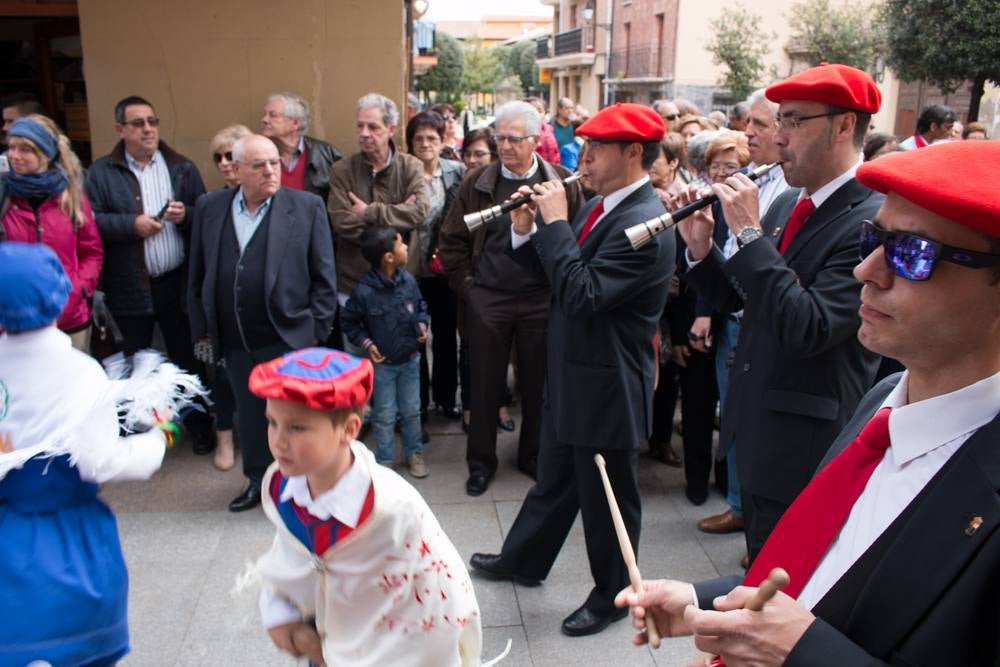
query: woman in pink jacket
[{"left": 1, "top": 114, "right": 102, "bottom": 350}]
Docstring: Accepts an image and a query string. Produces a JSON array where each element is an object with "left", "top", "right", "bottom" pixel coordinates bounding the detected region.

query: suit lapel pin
[
  {"left": 772, "top": 226, "right": 782, "bottom": 238},
  {"left": 965, "top": 516, "right": 984, "bottom": 536}
]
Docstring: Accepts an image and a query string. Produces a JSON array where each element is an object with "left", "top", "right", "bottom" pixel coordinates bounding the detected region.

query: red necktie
[
  {"left": 576, "top": 199, "right": 605, "bottom": 245},
  {"left": 744, "top": 407, "right": 892, "bottom": 600},
  {"left": 777, "top": 197, "right": 815, "bottom": 254}
]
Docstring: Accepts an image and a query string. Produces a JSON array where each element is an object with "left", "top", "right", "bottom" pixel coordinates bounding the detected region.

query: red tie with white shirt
[
  {"left": 777, "top": 197, "right": 815, "bottom": 254},
  {"left": 576, "top": 199, "right": 605, "bottom": 245},
  {"left": 744, "top": 407, "right": 893, "bottom": 599}
]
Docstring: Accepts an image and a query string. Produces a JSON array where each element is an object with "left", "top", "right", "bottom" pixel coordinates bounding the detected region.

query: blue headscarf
[
  {"left": 0, "top": 242, "right": 70, "bottom": 333},
  {"left": 4, "top": 118, "right": 68, "bottom": 201}
]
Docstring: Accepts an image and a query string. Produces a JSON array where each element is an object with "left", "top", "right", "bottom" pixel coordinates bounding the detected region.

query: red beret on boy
[
  {"left": 576, "top": 102, "right": 666, "bottom": 142},
  {"left": 249, "top": 347, "right": 374, "bottom": 411},
  {"left": 856, "top": 141, "right": 1000, "bottom": 237},
  {"left": 766, "top": 63, "right": 881, "bottom": 114}
]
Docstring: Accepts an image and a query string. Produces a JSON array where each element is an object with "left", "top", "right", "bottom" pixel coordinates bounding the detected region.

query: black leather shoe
[
  {"left": 469, "top": 553, "right": 541, "bottom": 587},
  {"left": 437, "top": 405, "right": 462, "bottom": 420},
  {"left": 560, "top": 605, "right": 629, "bottom": 637},
  {"left": 466, "top": 474, "right": 492, "bottom": 496},
  {"left": 497, "top": 416, "right": 516, "bottom": 432},
  {"left": 190, "top": 427, "right": 216, "bottom": 455},
  {"left": 228, "top": 483, "right": 261, "bottom": 512}
]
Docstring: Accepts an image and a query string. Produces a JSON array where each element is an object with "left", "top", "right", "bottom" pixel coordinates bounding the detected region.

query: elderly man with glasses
[
  {"left": 187, "top": 134, "right": 337, "bottom": 512},
  {"left": 86, "top": 95, "right": 215, "bottom": 454},
  {"left": 438, "top": 100, "right": 585, "bottom": 496},
  {"left": 260, "top": 92, "right": 342, "bottom": 204},
  {"left": 676, "top": 64, "right": 885, "bottom": 564}
]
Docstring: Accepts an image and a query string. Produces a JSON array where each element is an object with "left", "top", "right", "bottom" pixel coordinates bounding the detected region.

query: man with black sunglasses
[
  {"left": 614, "top": 139, "right": 1000, "bottom": 667},
  {"left": 676, "top": 64, "right": 884, "bottom": 563}
]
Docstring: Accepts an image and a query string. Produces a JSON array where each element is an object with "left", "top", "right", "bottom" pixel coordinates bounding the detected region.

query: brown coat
[
  {"left": 437, "top": 158, "right": 584, "bottom": 298},
  {"left": 328, "top": 141, "right": 430, "bottom": 293}
]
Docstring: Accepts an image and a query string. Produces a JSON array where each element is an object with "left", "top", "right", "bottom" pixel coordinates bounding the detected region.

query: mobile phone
[{"left": 155, "top": 201, "right": 171, "bottom": 220}]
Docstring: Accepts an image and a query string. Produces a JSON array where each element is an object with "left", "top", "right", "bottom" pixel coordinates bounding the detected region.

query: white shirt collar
[
  {"left": 125, "top": 149, "right": 162, "bottom": 171},
  {"left": 601, "top": 175, "right": 650, "bottom": 215},
  {"left": 500, "top": 154, "right": 539, "bottom": 181},
  {"left": 881, "top": 370, "right": 1000, "bottom": 467},
  {"left": 279, "top": 441, "right": 372, "bottom": 527},
  {"left": 801, "top": 155, "right": 862, "bottom": 209}
]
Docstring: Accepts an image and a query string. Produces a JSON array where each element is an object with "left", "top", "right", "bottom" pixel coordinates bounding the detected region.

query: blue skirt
[{"left": 0, "top": 456, "right": 130, "bottom": 667}]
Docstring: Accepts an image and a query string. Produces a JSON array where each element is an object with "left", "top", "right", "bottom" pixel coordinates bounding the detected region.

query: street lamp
[
  {"left": 413, "top": 0, "right": 429, "bottom": 19},
  {"left": 583, "top": 1, "right": 594, "bottom": 22}
]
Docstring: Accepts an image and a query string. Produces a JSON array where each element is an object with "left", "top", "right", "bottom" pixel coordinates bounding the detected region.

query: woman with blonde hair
[
  {"left": 704, "top": 130, "right": 751, "bottom": 184},
  {"left": 1, "top": 114, "right": 102, "bottom": 351},
  {"left": 208, "top": 124, "right": 252, "bottom": 188}
]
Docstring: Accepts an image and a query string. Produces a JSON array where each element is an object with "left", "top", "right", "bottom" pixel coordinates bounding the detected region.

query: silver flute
[
  {"left": 624, "top": 162, "right": 783, "bottom": 250},
  {"left": 463, "top": 172, "right": 586, "bottom": 231}
]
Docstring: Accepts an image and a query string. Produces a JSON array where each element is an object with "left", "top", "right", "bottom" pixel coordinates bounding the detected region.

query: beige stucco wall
[{"left": 78, "top": 0, "right": 407, "bottom": 189}]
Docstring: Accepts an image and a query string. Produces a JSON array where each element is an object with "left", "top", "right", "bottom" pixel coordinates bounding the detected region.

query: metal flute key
[
  {"left": 624, "top": 162, "right": 783, "bottom": 250},
  {"left": 463, "top": 172, "right": 586, "bottom": 231}
]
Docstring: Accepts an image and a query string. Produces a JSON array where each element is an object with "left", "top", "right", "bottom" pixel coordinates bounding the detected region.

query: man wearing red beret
[
  {"left": 616, "top": 139, "right": 1000, "bottom": 666},
  {"left": 678, "top": 63, "right": 884, "bottom": 561},
  {"left": 469, "top": 103, "right": 675, "bottom": 637}
]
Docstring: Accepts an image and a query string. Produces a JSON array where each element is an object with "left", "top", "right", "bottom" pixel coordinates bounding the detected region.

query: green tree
[
  {"left": 705, "top": 4, "right": 773, "bottom": 102},
  {"left": 787, "top": 0, "right": 884, "bottom": 70},
  {"left": 416, "top": 31, "right": 464, "bottom": 96},
  {"left": 507, "top": 40, "right": 539, "bottom": 92},
  {"left": 461, "top": 40, "right": 506, "bottom": 94},
  {"left": 882, "top": 0, "right": 1000, "bottom": 120}
]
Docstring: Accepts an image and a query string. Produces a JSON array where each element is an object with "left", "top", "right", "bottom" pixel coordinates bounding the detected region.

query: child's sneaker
[{"left": 407, "top": 453, "right": 429, "bottom": 478}]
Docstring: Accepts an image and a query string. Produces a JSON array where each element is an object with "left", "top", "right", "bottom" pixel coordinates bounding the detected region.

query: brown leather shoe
[{"left": 697, "top": 509, "right": 745, "bottom": 534}]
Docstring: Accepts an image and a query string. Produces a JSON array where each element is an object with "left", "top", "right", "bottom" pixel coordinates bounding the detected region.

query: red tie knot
[{"left": 858, "top": 406, "right": 892, "bottom": 453}]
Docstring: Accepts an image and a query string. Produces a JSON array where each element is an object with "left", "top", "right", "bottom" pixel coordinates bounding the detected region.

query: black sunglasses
[
  {"left": 213, "top": 151, "right": 233, "bottom": 164},
  {"left": 859, "top": 220, "right": 1000, "bottom": 281},
  {"left": 663, "top": 113, "right": 679, "bottom": 121}
]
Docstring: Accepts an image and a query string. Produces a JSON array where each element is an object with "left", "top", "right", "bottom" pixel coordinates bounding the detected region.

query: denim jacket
[{"left": 342, "top": 267, "right": 429, "bottom": 364}]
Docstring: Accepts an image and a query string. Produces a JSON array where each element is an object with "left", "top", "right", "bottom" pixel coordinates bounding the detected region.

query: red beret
[
  {"left": 766, "top": 63, "right": 881, "bottom": 114},
  {"left": 856, "top": 141, "right": 1000, "bottom": 238},
  {"left": 249, "top": 347, "right": 374, "bottom": 411},
  {"left": 576, "top": 102, "right": 666, "bottom": 142}
]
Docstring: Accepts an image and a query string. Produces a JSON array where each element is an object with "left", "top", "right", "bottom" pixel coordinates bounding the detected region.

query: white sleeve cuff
[
  {"left": 685, "top": 247, "right": 704, "bottom": 268},
  {"left": 259, "top": 588, "right": 304, "bottom": 629},
  {"left": 510, "top": 223, "right": 538, "bottom": 250},
  {"left": 690, "top": 584, "right": 699, "bottom": 608},
  {"left": 78, "top": 429, "right": 167, "bottom": 484}
]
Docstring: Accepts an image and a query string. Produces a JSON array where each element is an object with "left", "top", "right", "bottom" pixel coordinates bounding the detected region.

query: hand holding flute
[
  {"left": 464, "top": 172, "right": 582, "bottom": 231},
  {"left": 507, "top": 179, "right": 572, "bottom": 236}
]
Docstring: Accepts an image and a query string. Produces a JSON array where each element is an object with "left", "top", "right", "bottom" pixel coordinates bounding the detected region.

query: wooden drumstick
[
  {"left": 705, "top": 567, "right": 791, "bottom": 666},
  {"left": 594, "top": 454, "right": 661, "bottom": 649}
]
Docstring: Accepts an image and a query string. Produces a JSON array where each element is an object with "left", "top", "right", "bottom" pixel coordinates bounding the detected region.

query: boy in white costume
[{"left": 249, "top": 347, "right": 486, "bottom": 666}]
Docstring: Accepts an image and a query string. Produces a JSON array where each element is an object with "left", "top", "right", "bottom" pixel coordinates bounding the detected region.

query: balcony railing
[
  {"left": 536, "top": 36, "right": 549, "bottom": 59},
  {"left": 607, "top": 46, "right": 665, "bottom": 79}
]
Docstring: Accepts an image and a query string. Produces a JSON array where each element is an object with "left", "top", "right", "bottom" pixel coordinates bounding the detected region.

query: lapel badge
[
  {"left": 965, "top": 516, "right": 984, "bottom": 537},
  {"left": 772, "top": 226, "right": 782, "bottom": 238}
]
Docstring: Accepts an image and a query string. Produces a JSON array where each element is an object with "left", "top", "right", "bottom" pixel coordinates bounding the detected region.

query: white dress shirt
[
  {"left": 511, "top": 174, "right": 650, "bottom": 249},
  {"left": 258, "top": 449, "right": 373, "bottom": 628},
  {"left": 796, "top": 370, "right": 1000, "bottom": 609},
  {"left": 126, "top": 150, "right": 184, "bottom": 277}
]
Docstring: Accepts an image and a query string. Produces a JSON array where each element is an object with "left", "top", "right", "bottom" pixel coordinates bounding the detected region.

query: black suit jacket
[
  {"left": 512, "top": 181, "right": 675, "bottom": 449},
  {"left": 686, "top": 178, "right": 883, "bottom": 503},
  {"left": 696, "top": 374, "right": 1000, "bottom": 666},
  {"left": 187, "top": 187, "right": 338, "bottom": 352}
]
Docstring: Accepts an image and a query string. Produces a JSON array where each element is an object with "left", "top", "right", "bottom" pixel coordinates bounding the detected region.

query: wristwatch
[{"left": 737, "top": 227, "right": 763, "bottom": 248}]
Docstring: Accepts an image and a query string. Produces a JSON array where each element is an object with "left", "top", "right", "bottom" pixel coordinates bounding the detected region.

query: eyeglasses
[
  {"left": 440, "top": 114, "right": 455, "bottom": 121},
  {"left": 859, "top": 220, "right": 1000, "bottom": 281},
  {"left": 464, "top": 149, "right": 491, "bottom": 158},
  {"left": 663, "top": 114, "right": 679, "bottom": 121},
  {"left": 122, "top": 116, "right": 160, "bottom": 128},
  {"left": 494, "top": 134, "right": 536, "bottom": 145},
  {"left": 775, "top": 111, "right": 840, "bottom": 131},
  {"left": 213, "top": 151, "right": 233, "bottom": 164},
  {"left": 708, "top": 162, "right": 741, "bottom": 175},
  {"left": 242, "top": 158, "right": 281, "bottom": 172}
]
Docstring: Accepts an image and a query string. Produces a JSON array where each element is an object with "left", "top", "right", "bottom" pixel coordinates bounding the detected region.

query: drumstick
[
  {"left": 594, "top": 454, "right": 661, "bottom": 649},
  {"left": 705, "top": 567, "right": 790, "bottom": 666}
]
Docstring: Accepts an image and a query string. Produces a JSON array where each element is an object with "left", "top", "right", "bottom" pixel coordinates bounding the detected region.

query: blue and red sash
[{"left": 269, "top": 471, "right": 375, "bottom": 556}]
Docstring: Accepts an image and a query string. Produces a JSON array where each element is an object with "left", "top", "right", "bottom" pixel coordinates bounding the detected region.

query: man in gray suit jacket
[
  {"left": 615, "top": 140, "right": 1000, "bottom": 667},
  {"left": 188, "top": 134, "right": 337, "bottom": 512}
]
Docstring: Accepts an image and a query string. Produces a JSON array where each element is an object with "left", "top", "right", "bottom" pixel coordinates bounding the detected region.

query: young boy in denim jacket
[{"left": 342, "top": 224, "right": 430, "bottom": 478}]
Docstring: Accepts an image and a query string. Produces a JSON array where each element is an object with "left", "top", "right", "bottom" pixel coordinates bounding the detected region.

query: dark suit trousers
[
  {"left": 501, "top": 406, "right": 641, "bottom": 614},
  {"left": 419, "top": 275, "right": 459, "bottom": 411},
  {"left": 743, "top": 492, "right": 791, "bottom": 564},
  {"left": 114, "top": 267, "right": 212, "bottom": 436},
  {"left": 224, "top": 342, "right": 290, "bottom": 483},
  {"left": 465, "top": 285, "right": 547, "bottom": 477}
]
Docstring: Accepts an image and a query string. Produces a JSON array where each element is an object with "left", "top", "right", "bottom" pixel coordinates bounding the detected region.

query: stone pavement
[{"left": 103, "top": 410, "right": 744, "bottom": 667}]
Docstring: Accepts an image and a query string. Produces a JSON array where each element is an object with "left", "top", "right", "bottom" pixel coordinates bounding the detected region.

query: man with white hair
[
  {"left": 437, "top": 100, "right": 585, "bottom": 496},
  {"left": 328, "top": 92, "right": 429, "bottom": 301},
  {"left": 261, "top": 92, "right": 342, "bottom": 205}
]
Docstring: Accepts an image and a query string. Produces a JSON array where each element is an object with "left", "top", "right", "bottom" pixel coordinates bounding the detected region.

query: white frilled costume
[
  {"left": 0, "top": 243, "right": 203, "bottom": 667},
  {"left": 246, "top": 348, "right": 499, "bottom": 667}
]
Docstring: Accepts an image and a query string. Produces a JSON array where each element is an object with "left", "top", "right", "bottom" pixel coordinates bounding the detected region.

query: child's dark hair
[{"left": 360, "top": 223, "right": 398, "bottom": 267}]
